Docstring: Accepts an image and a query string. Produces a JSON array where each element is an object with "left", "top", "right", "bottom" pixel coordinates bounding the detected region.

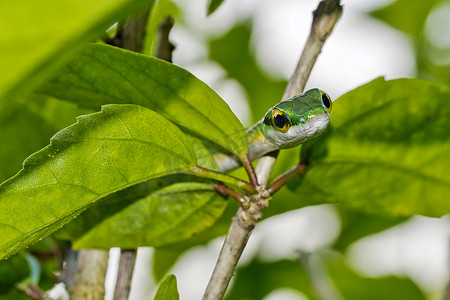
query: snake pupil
[
  {"left": 322, "top": 93, "right": 331, "bottom": 109},
  {"left": 274, "top": 114, "right": 285, "bottom": 129}
]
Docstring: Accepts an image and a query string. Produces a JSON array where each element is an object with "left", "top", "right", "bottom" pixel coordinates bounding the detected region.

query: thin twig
[
  {"left": 156, "top": 16, "right": 175, "bottom": 62},
  {"left": 268, "top": 160, "right": 308, "bottom": 195},
  {"left": 215, "top": 183, "right": 246, "bottom": 205},
  {"left": 113, "top": 250, "right": 137, "bottom": 300},
  {"left": 23, "top": 284, "right": 50, "bottom": 300},
  {"left": 111, "top": 13, "right": 175, "bottom": 300},
  {"left": 241, "top": 153, "right": 259, "bottom": 187},
  {"left": 203, "top": 1, "right": 342, "bottom": 299}
]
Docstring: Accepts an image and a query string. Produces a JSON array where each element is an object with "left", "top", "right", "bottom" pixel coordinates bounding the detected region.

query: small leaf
[
  {"left": 0, "top": 104, "right": 196, "bottom": 259},
  {"left": 38, "top": 43, "right": 247, "bottom": 157},
  {"left": 154, "top": 274, "right": 179, "bottom": 300},
  {"left": 0, "top": 0, "right": 154, "bottom": 101},
  {"left": 207, "top": 0, "right": 225, "bottom": 15},
  {"left": 290, "top": 78, "right": 450, "bottom": 217}
]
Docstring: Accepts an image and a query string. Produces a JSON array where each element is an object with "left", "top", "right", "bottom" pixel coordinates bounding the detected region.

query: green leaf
[
  {"left": 154, "top": 274, "right": 179, "bottom": 300},
  {"left": 0, "top": 254, "right": 28, "bottom": 293},
  {"left": 224, "top": 259, "right": 314, "bottom": 300},
  {"left": 0, "top": 0, "right": 153, "bottom": 101},
  {"left": 38, "top": 43, "right": 247, "bottom": 157},
  {"left": 324, "top": 252, "right": 425, "bottom": 300},
  {"left": 0, "top": 104, "right": 196, "bottom": 260},
  {"left": 290, "top": 78, "right": 450, "bottom": 217},
  {"left": 369, "top": 0, "right": 441, "bottom": 39},
  {"left": 0, "top": 103, "right": 55, "bottom": 182},
  {"left": 207, "top": 0, "right": 225, "bottom": 15},
  {"left": 72, "top": 182, "right": 227, "bottom": 248},
  {"left": 226, "top": 253, "right": 425, "bottom": 300},
  {"left": 334, "top": 210, "right": 407, "bottom": 251}
]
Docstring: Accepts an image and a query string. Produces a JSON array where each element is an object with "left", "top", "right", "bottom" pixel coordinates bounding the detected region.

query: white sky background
[{"left": 105, "top": 1, "right": 450, "bottom": 299}]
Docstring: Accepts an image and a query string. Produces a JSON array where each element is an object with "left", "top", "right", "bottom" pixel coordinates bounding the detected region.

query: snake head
[{"left": 261, "top": 88, "right": 332, "bottom": 148}]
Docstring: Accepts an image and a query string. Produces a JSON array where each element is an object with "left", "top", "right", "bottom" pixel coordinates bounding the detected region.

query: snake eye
[
  {"left": 271, "top": 108, "right": 290, "bottom": 133},
  {"left": 320, "top": 91, "right": 332, "bottom": 113}
]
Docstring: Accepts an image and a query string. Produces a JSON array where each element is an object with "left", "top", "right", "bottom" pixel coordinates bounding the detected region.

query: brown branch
[
  {"left": 70, "top": 250, "right": 109, "bottom": 300},
  {"left": 113, "top": 250, "right": 137, "bottom": 300},
  {"left": 107, "top": 9, "right": 151, "bottom": 53},
  {"left": 156, "top": 16, "right": 175, "bottom": 62},
  {"left": 202, "top": 1, "right": 342, "bottom": 299}
]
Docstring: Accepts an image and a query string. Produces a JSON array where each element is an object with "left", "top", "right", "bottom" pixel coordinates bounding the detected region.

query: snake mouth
[{"left": 300, "top": 112, "right": 330, "bottom": 138}]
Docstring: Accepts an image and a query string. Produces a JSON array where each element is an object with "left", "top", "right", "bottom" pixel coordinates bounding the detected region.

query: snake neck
[
  {"left": 214, "top": 121, "right": 278, "bottom": 172},
  {"left": 246, "top": 120, "right": 279, "bottom": 161}
]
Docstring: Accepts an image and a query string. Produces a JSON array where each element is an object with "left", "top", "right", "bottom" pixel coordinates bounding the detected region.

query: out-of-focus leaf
[
  {"left": 73, "top": 183, "right": 227, "bottom": 248},
  {"left": 226, "top": 252, "right": 425, "bottom": 300},
  {"left": 0, "top": 104, "right": 197, "bottom": 260},
  {"left": 224, "top": 259, "right": 314, "bottom": 300},
  {"left": 0, "top": 0, "right": 153, "bottom": 101},
  {"left": 154, "top": 274, "right": 179, "bottom": 300},
  {"left": 324, "top": 252, "right": 425, "bottom": 300},
  {"left": 0, "top": 254, "right": 28, "bottom": 293},
  {"left": 290, "top": 78, "right": 450, "bottom": 217},
  {"left": 0, "top": 98, "right": 92, "bottom": 182},
  {"left": 207, "top": 0, "right": 225, "bottom": 15},
  {"left": 333, "top": 210, "right": 407, "bottom": 251},
  {"left": 370, "top": 0, "right": 441, "bottom": 39},
  {"left": 38, "top": 43, "right": 247, "bottom": 157},
  {"left": 152, "top": 248, "right": 185, "bottom": 282},
  {"left": 0, "top": 104, "right": 55, "bottom": 182},
  {"left": 209, "top": 23, "right": 287, "bottom": 123}
]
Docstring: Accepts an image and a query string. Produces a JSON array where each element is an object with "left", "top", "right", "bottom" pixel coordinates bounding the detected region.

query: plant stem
[
  {"left": 113, "top": 250, "right": 137, "bottom": 300},
  {"left": 70, "top": 250, "right": 109, "bottom": 300},
  {"left": 268, "top": 160, "right": 308, "bottom": 195},
  {"left": 283, "top": 0, "right": 343, "bottom": 100},
  {"left": 202, "top": 1, "right": 342, "bottom": 299}
]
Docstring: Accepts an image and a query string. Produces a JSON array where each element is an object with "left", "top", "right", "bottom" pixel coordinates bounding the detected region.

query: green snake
[{"left": 214, "top": 88, "right": 332, "bottom": 172}]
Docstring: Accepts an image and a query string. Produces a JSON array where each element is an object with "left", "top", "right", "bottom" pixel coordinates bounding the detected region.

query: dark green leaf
[
  {"left": 207, "top": 0, "right": 225, "bottom": 15},
  {"left": 38, "top": 43, "right": 247, "bottom": 157},
  {"left": 290, "top": 78, "right": 450, "bottom": 217},
  {"left": 324, "top": 252, "right": 425, "bottom": 300},
  {"left": 370, "top": 0, "right": 441, "bottom": 39},
  {"left": 0, "top": 254, "right": 28, "bottom": 293},
  {"left": 0, "top": 104, "right": 196, "bottom": 259},
  {"left": 334, "top": 210, "right": 407, "bottom": 251},
  {"left": 224, "top": 259, "right": 314, "bottom": 300},
  {"left": 154, "top": 274, "right": 179, "bottom": 300},
  {"left": 0, "top": 0, "right": 154, "bottom": 101}
]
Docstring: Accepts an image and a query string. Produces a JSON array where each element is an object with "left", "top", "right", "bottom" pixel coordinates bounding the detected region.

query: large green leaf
[
  {"left": 0, "top": 0, "right": 153, "bottom": 101},
  {"left": 38, "top": 43, "right": 247, "bottom": 157},
  {"left": 0, "top": 104, "right": 196, "bottom": 260},
  {"left": 154, "top": 274, "right": 179, "bottom": 300},
  {"left": 290, "top": 78, "right": 450, "bottom": 217},
  {"left": 55, "top": 136, "right": 226, "bottom": 249}
]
